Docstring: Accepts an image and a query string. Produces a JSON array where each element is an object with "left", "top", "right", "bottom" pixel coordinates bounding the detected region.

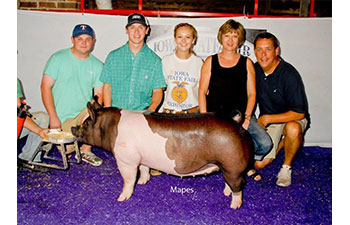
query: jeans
[
  {"left": 247, "top": 116, "right": 273, "bottom": 161},
  {"left": 18, "top": 111, "right": 49, "bottom": 162}
]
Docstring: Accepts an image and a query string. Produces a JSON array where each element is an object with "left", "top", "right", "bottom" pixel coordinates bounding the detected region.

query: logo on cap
[
  {"left": 72, "top": 24, "right": 94, "bottom": 38},
  {"left": 127, "top": 13, "right": 148, "bottom": 27}
]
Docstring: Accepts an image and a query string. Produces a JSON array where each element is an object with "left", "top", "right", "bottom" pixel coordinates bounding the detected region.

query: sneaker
[
  {"left": 81, "top": 152, "right": 103, "bottom": 167},
  {"left": 17, "top": 158, "right": 49, "bottom": 173},
  {"left": 276, "top": 165, "right": 292, "bottom": 187}
]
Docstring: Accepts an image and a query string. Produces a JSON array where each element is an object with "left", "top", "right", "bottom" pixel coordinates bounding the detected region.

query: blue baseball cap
[{"left": 72, "top": 24, "right": 95, "bottom": 38}]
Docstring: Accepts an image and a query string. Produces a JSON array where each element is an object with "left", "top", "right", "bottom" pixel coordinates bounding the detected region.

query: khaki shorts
[
  {"left": 264, "top": 118, "right": 308, "bottom": 159},
  {"left": 62, "top": 108, "right": 89, "bottom": 134}
]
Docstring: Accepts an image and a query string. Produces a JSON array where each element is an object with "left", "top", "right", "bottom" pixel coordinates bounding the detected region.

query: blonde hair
[
  {"left": 174, "top": 23, "right": 198, "bottom": 55},
  {"left": 217, "top": 19, "right": 245, "bottom": 48}
]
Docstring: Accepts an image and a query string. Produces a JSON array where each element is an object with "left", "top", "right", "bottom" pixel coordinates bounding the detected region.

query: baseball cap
[
  {"left": 126, "top": 13, "right": 149, "bottom": 27},
  {"left": 72, "top": 24, "right": 95, "bottom": 38}
]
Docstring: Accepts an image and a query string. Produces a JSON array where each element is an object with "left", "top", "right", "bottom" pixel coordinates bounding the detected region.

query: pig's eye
[{"left": 82, "top": 123, "right": 89, "bottom": 130}]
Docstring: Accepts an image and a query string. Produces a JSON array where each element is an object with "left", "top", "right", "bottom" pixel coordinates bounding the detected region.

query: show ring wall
[{"left": 17, "top": 10, "right": 331, "bottom": 147}]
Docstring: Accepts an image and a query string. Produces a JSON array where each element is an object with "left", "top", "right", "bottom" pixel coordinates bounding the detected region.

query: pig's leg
[
  {"left": 222, "top": 171, "right": 245, "bottom": 209},
  {"left": 231, "top": 191, "right": 243, "bottom": 209},
  {"left": 223, "top": 182, "right": 232, "bottom": 196},
  {"left": 137, "top": 165, "right": 150, "bottom": 184},
  {"left": 117, "top": 161, "right": 138, "bottom": 202}
]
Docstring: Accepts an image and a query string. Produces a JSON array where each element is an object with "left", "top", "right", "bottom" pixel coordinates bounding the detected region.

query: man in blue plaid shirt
[{"left": 100, "top": 13, "right": 166, "bottom": 111}]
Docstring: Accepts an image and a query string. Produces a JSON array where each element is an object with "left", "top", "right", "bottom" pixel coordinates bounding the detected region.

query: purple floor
[{"left": 17, "top": 144, "right": 331, "bottom": 225}]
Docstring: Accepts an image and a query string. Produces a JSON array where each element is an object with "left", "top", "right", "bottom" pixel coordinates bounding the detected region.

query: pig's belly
[{"left": 114, "top": 110, "right": 220, "bottom": 177}]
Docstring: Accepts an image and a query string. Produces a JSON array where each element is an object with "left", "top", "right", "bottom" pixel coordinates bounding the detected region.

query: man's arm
[
  {"left": 257, "top": 111, "right": 305, "bottom": 129},
  {"left": 17, "top": 98, "right": 48, "bottom": 139},
  {"left": 41, "top": 74, "right": 61, "bottom": 129},
  {"left": 103, "top": 83, "right": 112, "bottom": 107},
  {"left": 23, "top": 117, "right": 48, "bottom": 139},
  {"left": 148, "top": 88, "right": 163, "bottom": 112}
]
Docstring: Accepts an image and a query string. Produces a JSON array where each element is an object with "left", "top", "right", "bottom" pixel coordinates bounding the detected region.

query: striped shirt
[{"left": 100, "top": 43, "right": 166, "bottom": 110}]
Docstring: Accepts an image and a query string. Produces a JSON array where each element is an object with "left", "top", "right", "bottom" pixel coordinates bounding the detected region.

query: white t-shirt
[{"left": 160, "top": 52, "right": 203, "bottom": 112}]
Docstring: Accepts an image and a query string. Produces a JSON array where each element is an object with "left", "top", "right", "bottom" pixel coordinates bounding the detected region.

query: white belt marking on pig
[{"left": 113, "top": 110, "right": 219, "bottom": 176}]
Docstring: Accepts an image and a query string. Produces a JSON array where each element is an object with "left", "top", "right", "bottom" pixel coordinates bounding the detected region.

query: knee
[
  {"left": 254, "top": 158, "right": 273, "bottom": 170},
  {"left": 284, "top": 122, "right": 303, "bottom": 140},
  {"left": 254, "top": 161, "right": 265, "bottom": 170}
]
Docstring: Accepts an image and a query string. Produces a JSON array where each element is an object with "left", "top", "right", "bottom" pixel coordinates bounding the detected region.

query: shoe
[
  {"left": 276, "top": 165, "right": 292, "bottom": 187},
  {"left": 81, "top": 152, "right": 103, "bottom": 166},
  {"left": 247, "top": 169, "right": 261, "bottom": 181},
  {"left": 150, "top": 169, "right": 162, "bottom": 176},
  {"left": 17, "top": 158, "right": 49, "bottom": 173}
]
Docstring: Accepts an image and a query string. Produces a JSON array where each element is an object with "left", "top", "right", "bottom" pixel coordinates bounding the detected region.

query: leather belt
[{"left": 163, "top": 106, "right": 199, "bottom": 114}]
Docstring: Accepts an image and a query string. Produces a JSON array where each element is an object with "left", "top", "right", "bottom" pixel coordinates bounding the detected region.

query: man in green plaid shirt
[{"left": 101, "top": 13, "right": 166, "bottom": 111}]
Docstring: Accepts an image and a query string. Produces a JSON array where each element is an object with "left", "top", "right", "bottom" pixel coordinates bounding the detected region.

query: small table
[{"left": 28, "top": 134, "right": 82, "bottom": 170}]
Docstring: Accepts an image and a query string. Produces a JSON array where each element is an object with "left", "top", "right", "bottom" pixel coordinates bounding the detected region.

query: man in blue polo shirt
[{"left": 253, "top": 32, "right": 310, "bottom": 187}]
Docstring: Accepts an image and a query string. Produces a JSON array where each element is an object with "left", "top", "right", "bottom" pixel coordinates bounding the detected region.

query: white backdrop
[{"left": 17, "top": 10, "right": 332, "bottom": 146}]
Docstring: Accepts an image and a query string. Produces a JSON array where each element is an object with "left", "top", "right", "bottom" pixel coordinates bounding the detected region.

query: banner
[{"left": 147, "top": 25, "right": 266, "bottom": 62}]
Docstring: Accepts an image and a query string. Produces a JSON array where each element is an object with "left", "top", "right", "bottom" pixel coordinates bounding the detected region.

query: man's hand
[
  {"left": 38, "top": 128, "right": 49, "bottom": 139},
  {"left": 257, "top": 115, "right": 270, "bottom": 129},
  {"left": 49, "top": 116, "right": 61, "bottom": 129}
]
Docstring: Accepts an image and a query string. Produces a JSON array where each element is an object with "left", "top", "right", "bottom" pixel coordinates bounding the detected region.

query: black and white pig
[{"left": 71, "top": 101, "right": 252, "bottom": 209}]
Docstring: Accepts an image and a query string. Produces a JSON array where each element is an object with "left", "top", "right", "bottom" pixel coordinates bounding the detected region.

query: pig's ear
[
  {"left": 91, "top": 95, "right": 103, "bottom": 110},
  {"left": 93, "top": 95, "right": 99, "bottom": 103},
  {"left": 87, "top": 102, "right": 97, "bottom": 124}
]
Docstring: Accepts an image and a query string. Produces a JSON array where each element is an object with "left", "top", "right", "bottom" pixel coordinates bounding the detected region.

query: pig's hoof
[
  {"left": 223, "top": 183, "right": 232, "bottom": 196},
  {"left": 117, "top": 191, "right": 133, "bottom": 202},
  {"left": 137, "top": 174, "right": 150, "bottom": 184},
  {"left": 117, "top": 194, "right": 130, "bottom": 202},
  {"left": 230, "top": 191, "right": 242, "bottom": 209},
  {"left": 230, "top": 199, "right": 242, "bottom": 209}
]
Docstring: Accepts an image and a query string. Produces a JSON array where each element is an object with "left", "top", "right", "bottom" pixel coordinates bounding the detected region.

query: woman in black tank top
[
  {"left": 199, "top": 19, "right": 272, "bottom": 182},
  {"left": 199, "top": 19, "right": 256, "bottom": 133},
  {"left": 207, "top": 53, "right": 248, "bottom": 115}
]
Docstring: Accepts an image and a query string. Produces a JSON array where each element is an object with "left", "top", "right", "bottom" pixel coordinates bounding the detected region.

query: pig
[{"left": 71, "top": 101, "right": 252, "bottom": 209}]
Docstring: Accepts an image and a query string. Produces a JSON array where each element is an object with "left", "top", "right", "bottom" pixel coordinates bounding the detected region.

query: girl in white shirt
[{"left": 161, "top": 23, "right": 203, "bottom": 114}]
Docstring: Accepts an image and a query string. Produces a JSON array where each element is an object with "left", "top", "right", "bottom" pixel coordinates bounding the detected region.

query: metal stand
[{"left": 29, "top": 138, "right": 82, "bottom": 170}]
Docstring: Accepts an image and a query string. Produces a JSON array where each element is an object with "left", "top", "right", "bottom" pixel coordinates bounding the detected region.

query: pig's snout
[{"left": 71, "top": 126, "right": 80, "bottom": 137}]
